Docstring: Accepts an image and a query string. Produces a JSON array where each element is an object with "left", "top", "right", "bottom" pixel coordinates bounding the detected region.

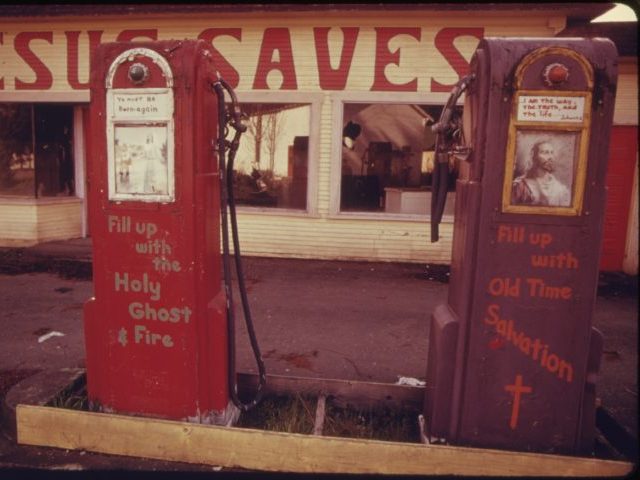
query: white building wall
[{"left": 4, "top": 9, "right": 633, "bottom": 265}]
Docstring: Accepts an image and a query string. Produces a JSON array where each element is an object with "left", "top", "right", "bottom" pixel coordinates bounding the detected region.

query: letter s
[
  {"left": 14, "top": 31, "right": 54, "bottom": 90},
  {"left": 169, "top": 307, "right": 181, "bottom": 323},
  {"left": 484, "top": 303, "right": 500, "bottom": 325},
  {"left": 198, "top": 28, "right": 241, "bottom": 89}
]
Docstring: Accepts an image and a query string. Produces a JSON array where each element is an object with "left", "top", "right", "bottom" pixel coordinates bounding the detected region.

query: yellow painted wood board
[{"left": 16, "top": 405, "right": 633, "bottom": 476}]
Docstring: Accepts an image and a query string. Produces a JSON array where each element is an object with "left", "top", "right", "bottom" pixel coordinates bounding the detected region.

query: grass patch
[
  {"left": 324, "top": 402, "right": 420, "bottom": 443},
  {"left": 49, "top": 383, "right": 90, "bottom": 411},
  {"left": 237, "top": 394, "right": 316, "bottom": 434},
  {"left": 237, "top": 394, "right": 420, "bottom": 443}
]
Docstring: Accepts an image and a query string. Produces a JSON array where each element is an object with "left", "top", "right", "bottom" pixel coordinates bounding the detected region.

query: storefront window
[
  {"left": 0, "top": 104, "right": 74, "bottom": 198},
  {"left": 340, "top": 102, "right": 460, "bottom": 214},
  {"left": 233, "top": 103, "right": 309, "bottom": 210},
  {"left": 0, "top": 104, "right": 34, "bottom": 196}
]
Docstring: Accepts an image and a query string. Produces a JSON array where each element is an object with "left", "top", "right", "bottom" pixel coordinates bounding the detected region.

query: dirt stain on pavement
[{"left": 264, "top": 349, "right": 318, "bottom": 371}]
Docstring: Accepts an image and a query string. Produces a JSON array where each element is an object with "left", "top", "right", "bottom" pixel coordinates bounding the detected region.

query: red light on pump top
[
  {"left": 128, "top": 62, "right": 149, "bottom": 85},
  {"left": 543, "top": 63, "right": 569, "bottom": 86}
]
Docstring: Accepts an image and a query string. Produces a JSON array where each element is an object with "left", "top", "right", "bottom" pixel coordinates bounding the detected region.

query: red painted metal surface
[
  {"left": 83, "top": 40, "right": 230, "bottom": 423},
  {"left": 425, "top": 38, "right": 618, "bottom": 455},
  {"left": 600, "top": 126, "right": 638, "bottom": 271}
]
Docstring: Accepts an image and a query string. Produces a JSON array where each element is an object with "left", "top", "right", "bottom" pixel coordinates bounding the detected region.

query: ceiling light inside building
[{"left": 591, "top": 3, "right": 637, "bottom": 22}]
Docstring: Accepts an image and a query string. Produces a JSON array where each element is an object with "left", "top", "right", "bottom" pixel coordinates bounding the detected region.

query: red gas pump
[{"left": 84, "top": 40, "right": 264, "bottom": 424}]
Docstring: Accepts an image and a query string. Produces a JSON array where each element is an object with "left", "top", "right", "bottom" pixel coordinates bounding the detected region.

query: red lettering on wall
[
  {"left": 488, "top": 277, "right": 521, "bottom": 298},
  {"left": 198, "top": 28, "right": 241, "bottom": 89},
  {"left": 497, "top": 224, "right": 526, "bottom": 244},
  {"left": 430, "top": 27, "right": 484, "bottom": 93},
  {"left": 66, "top": 31, "right": 103, "bottom": 89},
  {"left": 253, "top": 28, "right": 297, "bottom": 90},
  {"left": 313, "top": 27, "right": 359, "bottom": 90},
  {"left": 371, "top": 27, "right": 420, "bottom": 92},
  {"left": 0, "top": 33, "right": 4, "bottom": 89},
  {"left": 14, "top": 31, "right": 54, "bottom": 90},
  {"left": 116, "top": 29, "right": 158, "bottom": 42}
]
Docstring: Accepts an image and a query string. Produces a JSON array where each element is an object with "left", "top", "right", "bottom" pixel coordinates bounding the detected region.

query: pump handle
[{"left": 430, "top": 74, "right": 474, "bottom": 243}]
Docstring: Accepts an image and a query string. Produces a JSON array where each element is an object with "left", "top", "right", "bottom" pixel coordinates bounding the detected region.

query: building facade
[{"left": 0, "top": 4, "right": 636, "bottom": 272}]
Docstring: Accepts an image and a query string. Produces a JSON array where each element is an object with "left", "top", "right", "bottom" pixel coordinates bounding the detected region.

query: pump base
[
  {"left": 91, "top": 401, "right": 240, "bottom": 427},
  {"left": 189, "top": 401, "right": 240, "bottom": 427}
]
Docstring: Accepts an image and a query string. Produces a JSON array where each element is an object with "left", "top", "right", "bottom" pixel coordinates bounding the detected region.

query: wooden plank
[
  {"left": 238, "top": 372, "right": 424, "bottom": 410},
  {"left": 17, "top": 405, "right": 633, "bottom": 476},
  {"left": 312, "top": 395, "right": 326, "bottom": 436}
]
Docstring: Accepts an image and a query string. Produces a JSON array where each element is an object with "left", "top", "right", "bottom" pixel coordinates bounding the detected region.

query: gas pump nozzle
[
  {"left": 430, "top": 74, "right": 475, "bottom": 243},
  {"left": 217, "top": 77, "right": 248, "bottom": 134}
]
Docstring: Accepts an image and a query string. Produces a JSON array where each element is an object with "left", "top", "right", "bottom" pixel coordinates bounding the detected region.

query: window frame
[
  {"left": 234, "top": 91, "right": 323, "bottom": 217},
  {"left": 330, "top": 91, "right": 461, "bottom": 221}
]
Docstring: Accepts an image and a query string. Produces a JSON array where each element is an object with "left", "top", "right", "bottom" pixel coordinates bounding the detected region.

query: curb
[{"left": 1, "top": 368, "right": 85, "bottom": 441}]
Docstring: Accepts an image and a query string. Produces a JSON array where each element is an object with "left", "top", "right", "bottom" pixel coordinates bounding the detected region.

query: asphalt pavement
[{"left": 0, "top": 238, "right": 637, "bottom": 472}]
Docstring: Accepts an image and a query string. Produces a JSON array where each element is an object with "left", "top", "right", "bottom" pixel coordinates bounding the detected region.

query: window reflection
[
  {"left": 0, "top": 104, "right": 74, "bottom": 198},
  {"left": 340, "top": 103, "right": 459, "bottom": 214},
  {"left": 0, "top": 104, "right": 35, "bottom": 196},
  {"left": 233, "top": 103, "right": 310, "bottom": 210}
]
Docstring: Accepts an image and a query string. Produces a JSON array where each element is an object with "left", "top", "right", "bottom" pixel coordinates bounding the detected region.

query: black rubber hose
[
  {"left": 223, "top": 82, "right": 267, "bottom": 409},
  {"left": 430, "top": 143, "right": 447, "bottom": 243},
  {"left": 213, "top": 80, "right": 266, "bottom": 412},
  {"left": 219, "top": 78, "right": 267, "bottom": 409}
]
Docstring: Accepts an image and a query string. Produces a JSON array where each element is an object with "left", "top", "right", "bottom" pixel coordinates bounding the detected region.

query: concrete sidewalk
[
  {"left": 0, "top": 238, "right": 637, "bottom": 468},
  {"left": 0, "top": 238, "right": 451, "bottom": 383}
]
